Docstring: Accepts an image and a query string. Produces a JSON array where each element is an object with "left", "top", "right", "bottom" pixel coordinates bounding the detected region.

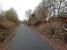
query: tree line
[
  {"left": 26, "top": 0, "right": 67, "bottom": 25},
  {"left": 0, "top": 8, "right": 19, "bottom": 24}
]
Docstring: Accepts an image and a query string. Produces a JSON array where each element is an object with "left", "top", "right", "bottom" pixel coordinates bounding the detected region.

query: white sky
[{"left": 0, "top": 0, "right": 41, "bottom": 21}]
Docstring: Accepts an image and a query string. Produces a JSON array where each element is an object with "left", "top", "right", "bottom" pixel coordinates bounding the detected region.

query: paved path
[{"left": 8, "top": 24, "right": 54, "bottom": 50}]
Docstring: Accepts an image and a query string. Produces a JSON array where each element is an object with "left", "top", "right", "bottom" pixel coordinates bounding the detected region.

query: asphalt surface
[{"left": 8, "top": 24, "right": 54, "bottom": 50}]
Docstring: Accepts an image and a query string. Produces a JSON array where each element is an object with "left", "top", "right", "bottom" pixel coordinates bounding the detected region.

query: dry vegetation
[{"left": 0, "top": 8, "right": 20, "bottom": 42}]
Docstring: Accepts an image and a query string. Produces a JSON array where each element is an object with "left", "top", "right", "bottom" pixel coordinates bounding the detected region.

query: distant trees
[
  {"left": 28, "top": 13, "right": 39, "bottom": 26},
  {"left": 22, "top": 20, "right": 27, "bottom": 24},
  {"left": 25, "top": 9, "right": 32, "bottom": 18}
]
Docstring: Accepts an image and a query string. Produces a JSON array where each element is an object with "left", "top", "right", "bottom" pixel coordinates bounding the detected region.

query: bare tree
[
  {"left": 25, "top": 9, "right": 32, "bottom": 18},
  {"left": 30, "top": 0, "right": 66, "bottom": 22}
]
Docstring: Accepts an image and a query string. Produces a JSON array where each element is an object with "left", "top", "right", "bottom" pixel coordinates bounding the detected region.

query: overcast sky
[{"left": 0, "top": 0, "right": 41, "bottom": 21}]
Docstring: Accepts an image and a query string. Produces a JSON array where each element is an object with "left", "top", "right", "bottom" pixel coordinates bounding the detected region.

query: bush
[
  {"left": 63, "top": 34, "right": 67, "bottom": 43},
  {"left": 0, "top": 32, "right": 5, "bottom": 42},
  {"left": 48, "top": 27, "right": 55, "bottom": 36}
]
